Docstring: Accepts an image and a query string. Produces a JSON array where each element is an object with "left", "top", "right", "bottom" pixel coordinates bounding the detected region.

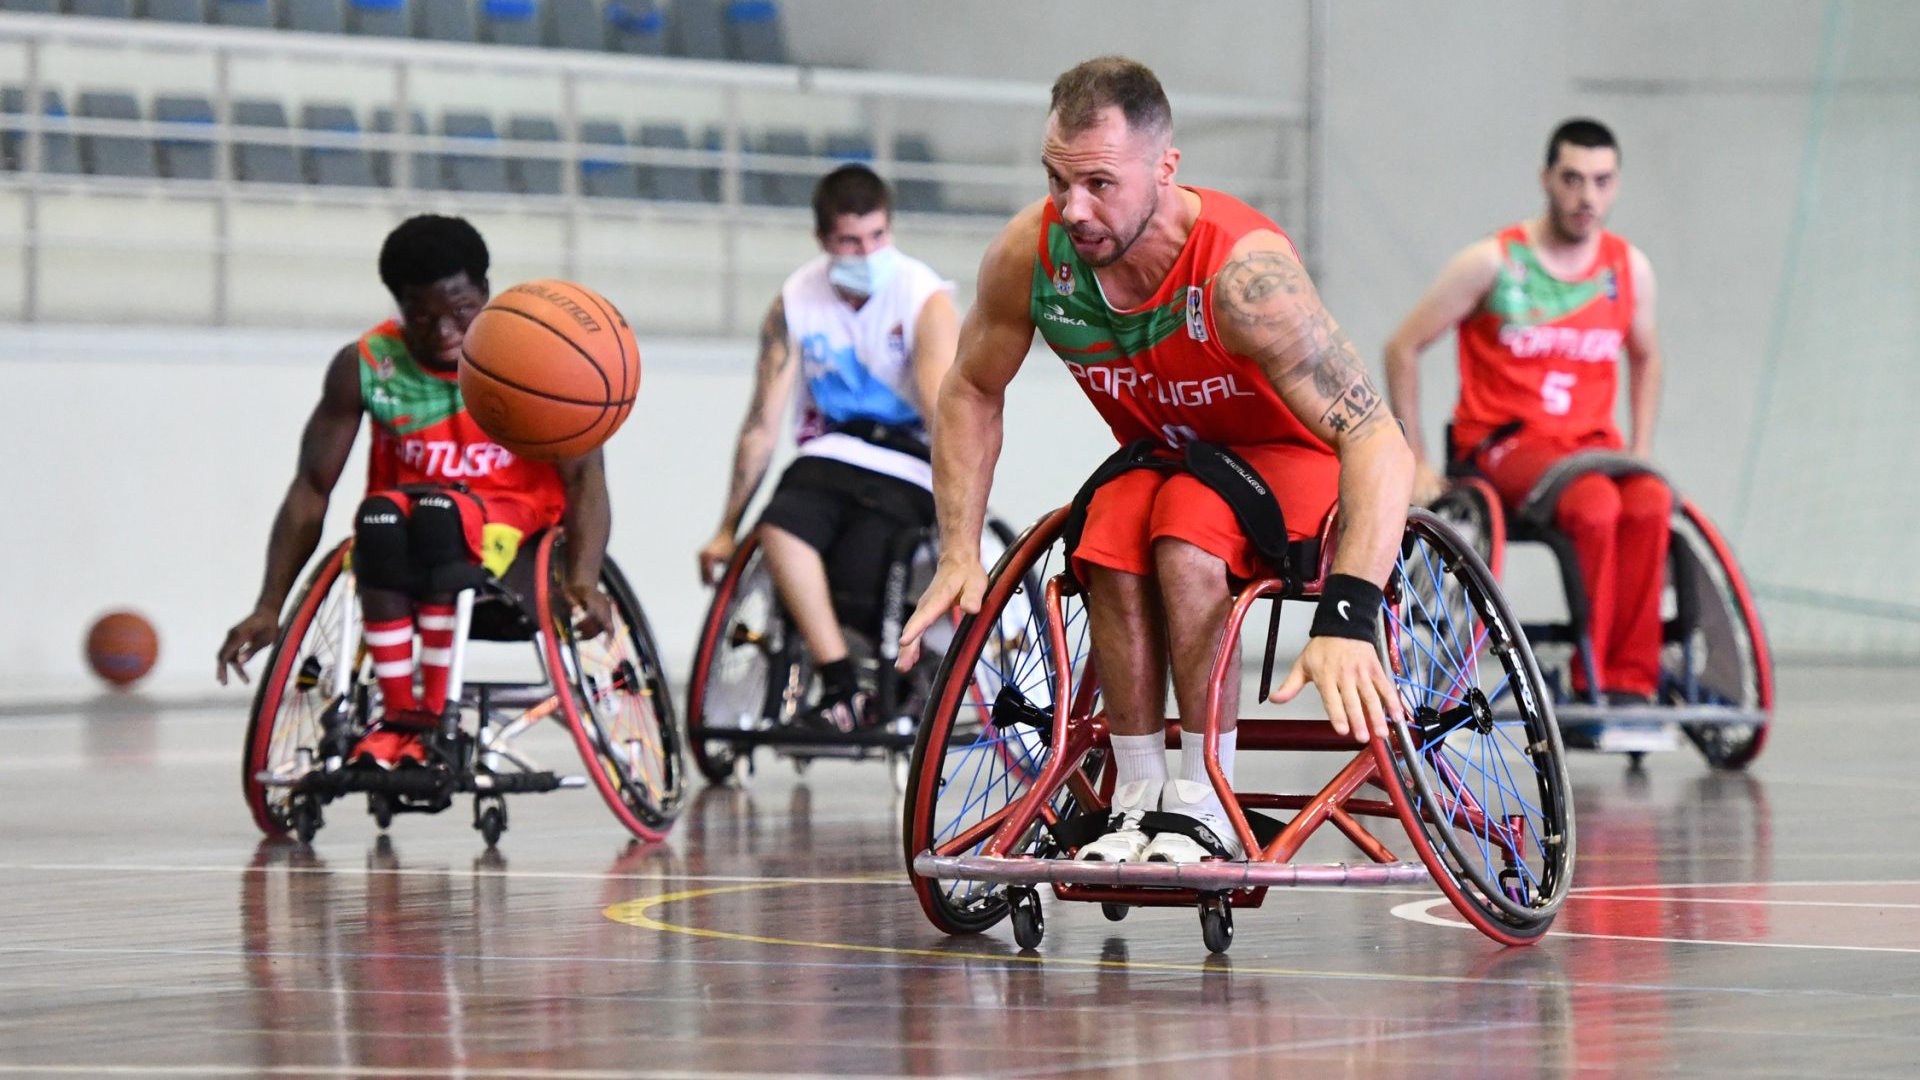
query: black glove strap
[{"left": 1310, "top": 574, "right": 1384, "bottom": 642}]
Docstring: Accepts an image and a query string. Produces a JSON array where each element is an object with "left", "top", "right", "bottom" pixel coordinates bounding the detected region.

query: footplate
[{"left": 912, "top": 853, "right": 1431, "bottom": 889}]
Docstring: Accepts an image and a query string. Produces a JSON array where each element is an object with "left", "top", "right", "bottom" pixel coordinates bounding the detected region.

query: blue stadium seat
[
  {"left": 637, "top": 122, "right": 704, "bottom": 202},
  {"left": 545, "top": 0, "right": 603, "bottom": 50},
  {"left": 70, "top": 0, "right": 137, "bottom": 17},
  {"left": 372, "top": 107, "right": 437, "bottom": 187},
  {"left": 210, "top": 0, "right": 273, "bottom": 27},
  {"left": 301, "top": 103, "right": 377, "bottom": 187},
  {"left": 1, "top": 87, "right": 81, "bottom": 175},
  {"left": 231, "top": 99, "right": 302, "bottom": 184},
  {"left": 725, "top": 0, "right": 785, "bottom": 64},
  {"left": 0, "top": 0, "right": 60, "bottom": 13},
  {"left": 578, "top": 119, "right": 640, "bottom": 198},
  {"left": 606, "top": 0, "right": 664, "bottom": 55},
  {"left": 348, "top": 0, "right": 407, "bottom": 37},
  {"left": 481, "top": 0, "right": 539, "bottom": 45},
  {"left": 752, "top": 127, "right": 811, "bottom": 206},
  {"left": 824, "top": 131, "right": 873, "bottom": 162},
  {"left": 441, "top": 111, "right": 511, "bottom": 192},
  {"left": 141, "top": 0, "right": 207, "bottom": 21},
  {"left": 669, "top": 0, "right": 725, "bottom": 59},
  {"left": 154, "top": 94, "right": 214, "bottom": 179},
  {"left": 77, "top": 90, "right": 156, "bottom": 178},
  {"left": 281, "top": 0, "right": 344, "bottom": 32},
  {"left": 892, "top": 132, "right": 943, "bottom": 212},
  {"left": 416, "top": 0, "right": 476, "bottom": 41},
  {"left": 505, "top": 115, "right": 561, "bottom": 194}
]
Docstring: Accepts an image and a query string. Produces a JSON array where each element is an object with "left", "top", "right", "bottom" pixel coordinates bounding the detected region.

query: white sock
[
  {"left": 1182, "top": 728, "right": 1237, "bottom": 787},
  {"left": 1109, "top": 731, "right": 1169, "bottom": 788}
]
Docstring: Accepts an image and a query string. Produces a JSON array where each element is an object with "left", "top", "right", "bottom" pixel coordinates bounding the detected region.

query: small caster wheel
[
  {"left": 792, "top": 756, "right": 812, "bottom": 776},
  {"left": 1627, "top": 751, "right": 1647, "bottom": 772},
  {"left": 293, "top": 797, "right": 323, "bottom": 845},
  {"left": 1101, "top": 902, "right": 1130, "bottom": 923},
  {"left": 1009, "top": 888, "right": 1045, "bottom": 950},
  {"left": 1199, "top": 894, "right": 1233, "bottom": 955},
  {"left": 474, "top": 797, "right": 507, "bottom": 848},
  {"left": 367, "top": 794, "right": 393, "bottom": 831}
]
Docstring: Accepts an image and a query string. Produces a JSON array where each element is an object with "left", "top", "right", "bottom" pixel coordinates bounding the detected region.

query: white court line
[{"left": 1391, "top": 889, "right": 1920, "bottom": 955}]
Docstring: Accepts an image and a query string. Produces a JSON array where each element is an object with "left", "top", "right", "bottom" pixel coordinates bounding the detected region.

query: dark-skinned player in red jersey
[
  {"left": 216, "top": 215, "right": 614, "bottom": 767},
  {"left": 898, "top": 57, "right": 1415, "bottom": 864}
]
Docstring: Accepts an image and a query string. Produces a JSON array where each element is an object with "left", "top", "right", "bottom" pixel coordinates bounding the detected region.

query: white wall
[{"left": 0, "top": 324, "right": 1112, "bottom": 699}]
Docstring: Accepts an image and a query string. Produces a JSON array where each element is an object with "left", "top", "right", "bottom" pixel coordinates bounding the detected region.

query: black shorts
[{"left": 756, "top": 456, "right": 936, "bottom": 635}]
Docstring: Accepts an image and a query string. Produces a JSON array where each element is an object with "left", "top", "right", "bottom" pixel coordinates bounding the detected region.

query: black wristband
[{"left": 1310, "top": 574, "right": 1384, "bottom": 642}]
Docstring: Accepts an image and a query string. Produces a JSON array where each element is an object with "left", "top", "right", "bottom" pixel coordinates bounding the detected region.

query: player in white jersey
[{"left": 699, "top": 164, "right": 960, "bottom": 732}]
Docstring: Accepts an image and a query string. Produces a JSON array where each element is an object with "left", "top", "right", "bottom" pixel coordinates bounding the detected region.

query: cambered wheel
[
  {"left": 242, "top": 540, "right": 365, "bottom": 839},
  {"left": 903, "top": 508, "right": 1098, "bottom": 936},
  {"left": 1379, "top": 508, "right": 1575, "bottom": 945},
  {"left": 540, "top": 534, "right": 687, "bottom": 842},
  {"left": 686, "top": 537, "right": 809, "bottom": 787},
  {"left": 1667, "top": 502, "right": 1774, "bottom": 770}
]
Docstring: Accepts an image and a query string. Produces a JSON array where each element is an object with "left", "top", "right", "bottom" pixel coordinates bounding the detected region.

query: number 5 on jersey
[{"left": 1541, "top": 371, "right": 1576, "bottom": 416}]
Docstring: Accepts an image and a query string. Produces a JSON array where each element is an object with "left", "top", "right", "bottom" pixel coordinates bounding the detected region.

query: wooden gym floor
[{"left": 0, "top": 664, "right": 1915, "bottom": 1078}]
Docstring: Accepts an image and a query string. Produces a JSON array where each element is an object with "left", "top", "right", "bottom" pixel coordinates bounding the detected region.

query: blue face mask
[{"left": 828, "top": 245, "right": 900, "bottom": 299}]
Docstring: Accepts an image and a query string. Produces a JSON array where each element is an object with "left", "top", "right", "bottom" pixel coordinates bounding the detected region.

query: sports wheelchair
[
  {"left": 686, "top": 518, "right": 1015, "bottom": 790},
  {"left": 1430, "top": 447, "right": 1773, "bottom": 769},
  {"left": 242, "top": 529, "right": 688, "bottom": 847},
  {"left": 903, "top": 503, "right": 1574, "bottom": 953}
]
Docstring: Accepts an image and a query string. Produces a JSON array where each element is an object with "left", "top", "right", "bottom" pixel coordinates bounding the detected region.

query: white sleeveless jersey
[{"left": 780, "top": 251, "right": 953, "bottom": 489}]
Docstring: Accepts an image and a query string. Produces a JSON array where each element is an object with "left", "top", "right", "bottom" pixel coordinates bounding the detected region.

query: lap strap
[{"left": 1061, "top": 438, "right": 1313, "bottom": 585}]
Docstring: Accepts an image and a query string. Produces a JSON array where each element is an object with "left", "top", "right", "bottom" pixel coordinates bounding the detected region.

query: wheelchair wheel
[
  {"left": 1428, "top": 478, "right": 1504, "bottom": 577},
  {"left": 1667, "top": 502, "right": 1774, "bottom": 770},
  {"left": 903, "top": 508, "right": 1094, "bottom": 936},
  {"left": 242, "top": 540, "right": 363, "bottom": 839},
  {"left": 1379, "top": 508, "right": 1575, "bottom": 945},
  {"left": 686, "top": 536, "right": 810, "bottom": 785},
  {"left": 539, "top": 534, "right": 688, "bottom": 842}
]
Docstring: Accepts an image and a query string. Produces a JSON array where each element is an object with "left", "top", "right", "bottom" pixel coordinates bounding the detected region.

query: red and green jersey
[
  {"left": 1453, "top": 223, "right": 1637, "bottom": 449},
  {"left": 1029, "top": 188, "right": 1334, "bottom": 462},
  {"left": 356, "top": 320, "right": 567, "bottom": 530}
]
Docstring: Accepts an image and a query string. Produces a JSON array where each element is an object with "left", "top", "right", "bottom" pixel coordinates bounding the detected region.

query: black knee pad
[
  {"left": 410, "top": 492, "right": 486, "bottom": 596},
  {"left": 354, "top": 495, "right": 414, "bottom": 593}
]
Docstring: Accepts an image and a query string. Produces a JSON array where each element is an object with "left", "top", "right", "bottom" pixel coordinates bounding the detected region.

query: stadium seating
[{"left": 77, "top": 90, "right": 156, "bottom": 177}]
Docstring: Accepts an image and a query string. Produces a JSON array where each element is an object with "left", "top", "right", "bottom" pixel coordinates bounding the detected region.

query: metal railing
[{"left": 0, "top": 11, "right": 1313, "bottom": 332}]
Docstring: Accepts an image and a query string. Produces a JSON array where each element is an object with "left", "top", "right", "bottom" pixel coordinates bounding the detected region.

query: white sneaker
[
  {"left": 1075, "top": 779, "right": 1161, "bottom": 862},
  {"left": 1142, "top": 779, "right": 1246, "bottom": 863}
]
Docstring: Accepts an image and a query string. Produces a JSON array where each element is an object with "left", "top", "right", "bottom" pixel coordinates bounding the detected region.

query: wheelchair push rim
[
  {"left": 1670, "top": 499, "right": 1774, "bottom": 770},
  {"left": 540, "top": 534, "right": 687, "bottom": 842},
  {"left": 903, "top": 508, "right": 1095, "bottom": 936},
  {"left": 686, "top": 534, "right": 809, "bottom": 785},
  {"left": 242, "top": 540, "right": 358, "bottom": 839},
  {"left": 1380, "top": 508, "right": 1575, "bottom": 943}
]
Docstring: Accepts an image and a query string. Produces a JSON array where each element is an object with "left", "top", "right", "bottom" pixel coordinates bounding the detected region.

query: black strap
[
  {"left": 829, "top": 418, "right": 931, "bottom": 462},
  {"left": 1060, "top": 438, "right": 1317, "bottom": 586}
]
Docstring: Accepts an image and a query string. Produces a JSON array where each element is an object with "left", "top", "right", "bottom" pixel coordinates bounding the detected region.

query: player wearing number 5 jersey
[{"left": 1384, "top": 118, "right": 1668, "bottom": 702}]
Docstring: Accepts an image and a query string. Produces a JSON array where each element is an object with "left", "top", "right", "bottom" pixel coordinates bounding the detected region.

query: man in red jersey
[
  {"left": 216, "top": 215, "right": 614, "bottom": 766},
  {"left": 900, "top": 57, "right": 1414, "bottom": 863},
  {"left": 1385, "top": 119, "right": 1668, "bottom": 704}
]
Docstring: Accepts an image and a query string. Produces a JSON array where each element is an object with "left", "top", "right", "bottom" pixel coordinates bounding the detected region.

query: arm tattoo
[
  {"left": 1215, "top": 250, "right": 1387, "bottom": 441},
  {"left": 743, "top": 297, "right": 793, "bottom": 422}
]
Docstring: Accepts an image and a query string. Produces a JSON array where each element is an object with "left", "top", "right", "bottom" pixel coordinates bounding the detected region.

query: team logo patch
[
  {"left": 1185, "top": 286, "right": 1208, "bottom": 342},
  {"left": 887, "top": 323, "right": 907, "bottom": 363},
  {"left": 1054, "top": 261, "right": 1076, "bottom": 297},
  {"left": 1600, "top": 268, "right": 1618, "bottom": 301}
]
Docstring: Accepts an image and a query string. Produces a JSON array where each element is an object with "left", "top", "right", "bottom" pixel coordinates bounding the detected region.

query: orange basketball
[
  {"left": 458, "top": 279, "right": 641, "bottom": 461},
  {"left": 86, "top": 610, "right": 158, "bottom": 688}
]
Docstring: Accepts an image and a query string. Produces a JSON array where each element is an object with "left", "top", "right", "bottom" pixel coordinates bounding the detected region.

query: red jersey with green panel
[
  {"left": 1452, "top": 223, "right": 1637, "bottom": 453},
  {"left": 357, "top": 320, "right": 567, "bottom": 566},
  {"left": 1031, "top": 188, "right": 1337, "bottom": 453}
]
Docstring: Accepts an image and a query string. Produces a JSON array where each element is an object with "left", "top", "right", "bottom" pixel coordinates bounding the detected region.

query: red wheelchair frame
[{"left": 904, "top": 504, "right": 1575, "bottom": 952}]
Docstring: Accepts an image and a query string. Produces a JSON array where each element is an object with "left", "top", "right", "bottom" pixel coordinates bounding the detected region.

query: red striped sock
[
  {"left": 364, "top": 617, "right": 417, "bottom": 716},
  {"left": 417, "top": 603, "right": 457, "bottom": 714}
]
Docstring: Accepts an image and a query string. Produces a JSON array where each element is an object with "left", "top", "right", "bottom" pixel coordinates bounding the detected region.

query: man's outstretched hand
[
  {"left": 895, "top": 555, "right": 988, "bottom": 671},
  {"left": 1269, "top": 635, "right": 1404, "bottom": 743}
]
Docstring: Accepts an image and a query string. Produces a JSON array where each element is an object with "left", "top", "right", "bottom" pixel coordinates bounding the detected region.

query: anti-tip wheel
[
  {"left": 1199, "top": 895, "right": 1234, "bottom": 955},
  {"left": 1009, "top": 888, "right": 1045, "bottom": 950}
]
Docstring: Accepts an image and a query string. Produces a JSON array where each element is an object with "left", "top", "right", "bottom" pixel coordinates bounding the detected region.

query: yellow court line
[{"left": 602, "top": 878, "right": 1473, "bottom": 983}]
